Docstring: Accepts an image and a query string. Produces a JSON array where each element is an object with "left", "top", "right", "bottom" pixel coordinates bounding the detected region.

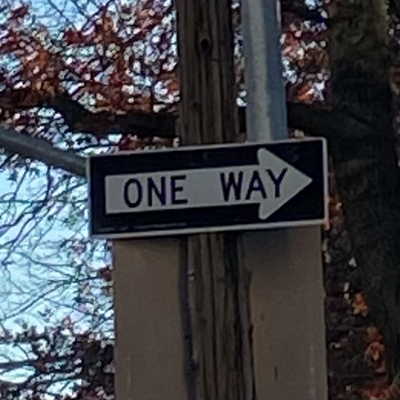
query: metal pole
[
  {"left": 241, "top": 0, "right": 286, "bottom": 142},
  {"left": 241, "top": 1, "right": 328, "bottom": 399}
]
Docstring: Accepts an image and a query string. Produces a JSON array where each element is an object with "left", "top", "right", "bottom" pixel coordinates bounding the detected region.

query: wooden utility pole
[
  {"left": 175, "top": 0, "right": 254, "bottom": 399},
  {"left": 113, "top": 2, "right": 253, "bottom": 399}
]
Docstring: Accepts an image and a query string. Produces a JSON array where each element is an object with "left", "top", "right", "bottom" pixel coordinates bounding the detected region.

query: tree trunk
[
  {"left": 327, "top": 0, "right": 400, "bottom": 389},
  {"left": 175, "top": 1, "right": 254, "bottom": 399}
]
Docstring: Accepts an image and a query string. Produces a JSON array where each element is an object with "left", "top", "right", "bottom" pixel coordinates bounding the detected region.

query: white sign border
[{"left": 87, "top": 137, "right": 329, "bottom": 239}]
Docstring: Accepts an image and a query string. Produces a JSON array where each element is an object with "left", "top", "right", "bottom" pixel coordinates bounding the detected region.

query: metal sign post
[{"left": 241, "top": 0, "right": 328, "bottom": 399}]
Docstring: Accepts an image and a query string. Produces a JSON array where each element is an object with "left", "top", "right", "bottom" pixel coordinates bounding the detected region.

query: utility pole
[
  {"left": 175, "top": 0, "right": 254, "bottom": 398},
  {"left": 241, "top": 0, "right": 328, "bottom": 399}
]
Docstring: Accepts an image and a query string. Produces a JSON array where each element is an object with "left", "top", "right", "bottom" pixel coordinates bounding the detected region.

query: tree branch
[
  {"left": 0, "top": 359, "right": 36, "bottom": 372},
  {"left": 0, "top": 99, "right": 380, "bottom": 178},
  {"left": 280, "top": 0, "right": 326, "bottom": 24},
  {"left": 0, "top": 88, "right": 177, "bottom": 138},
  {"left": 285, "top": 102, "right": 380, "bottom": 141},
  {"left": 389, "top": 0, "right": 400, "bottom": 20},
  {"left": 0, "top": 86, "right": 378, "bottom": 141},
  {"left": 51, "top": 92, "right": 177, "bottom": 138}
]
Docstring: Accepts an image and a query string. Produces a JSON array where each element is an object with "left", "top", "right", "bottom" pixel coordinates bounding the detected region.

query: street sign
[{"left": 88, "top": 138, "right": 327, "bottom": 238}]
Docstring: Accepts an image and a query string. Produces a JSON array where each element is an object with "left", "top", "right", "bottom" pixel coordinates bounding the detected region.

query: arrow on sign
[{"left": 105, "top": 148, "right": 312, "bottom": 220}]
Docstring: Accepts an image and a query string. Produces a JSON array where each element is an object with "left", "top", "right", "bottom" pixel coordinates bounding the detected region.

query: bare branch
[{"left": 0, "top": 88, "right": 177, "bottom": 138}]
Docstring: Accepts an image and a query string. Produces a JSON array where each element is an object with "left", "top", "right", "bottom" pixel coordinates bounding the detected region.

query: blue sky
[
  {"left": 0, "top": 158, "right": 113, "bottom": 385},
  {"left": 0, "top": 0, "right": 114, "bottom": 321},
  {"left": 0, "top": 0, "right": 115, "bottom": 379}
]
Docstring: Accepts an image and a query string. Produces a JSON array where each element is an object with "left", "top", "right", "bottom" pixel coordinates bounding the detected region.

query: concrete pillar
[
  {"left": 244, "top": 227, "right": 327, "bottom": 400},
  {"left": 113, "top": 239, "right": 187, "bottom": 400}
]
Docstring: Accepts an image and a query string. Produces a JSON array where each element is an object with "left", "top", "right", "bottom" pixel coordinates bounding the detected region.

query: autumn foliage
[{"left": 0, "top": 0, "right": 393, "bottom": 399}]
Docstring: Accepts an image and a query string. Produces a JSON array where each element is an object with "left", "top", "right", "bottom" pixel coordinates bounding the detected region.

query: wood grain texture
[{"left": 175, "top": 0, "right": 254, "bottom": 399}]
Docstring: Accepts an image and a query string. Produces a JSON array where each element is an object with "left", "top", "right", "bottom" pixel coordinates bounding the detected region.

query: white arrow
[{"left": 104, "top": 148, "right": 312, "bottom": 220}]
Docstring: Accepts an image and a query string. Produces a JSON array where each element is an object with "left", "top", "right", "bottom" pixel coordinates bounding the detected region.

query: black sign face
[{"left": 88, "top": 139, "right": 327, "bottom": 238}]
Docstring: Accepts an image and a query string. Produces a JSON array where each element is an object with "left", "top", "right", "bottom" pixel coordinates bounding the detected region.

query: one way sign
[{"left": 88, "top": 138, "right": 327, "bottom": 238}]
